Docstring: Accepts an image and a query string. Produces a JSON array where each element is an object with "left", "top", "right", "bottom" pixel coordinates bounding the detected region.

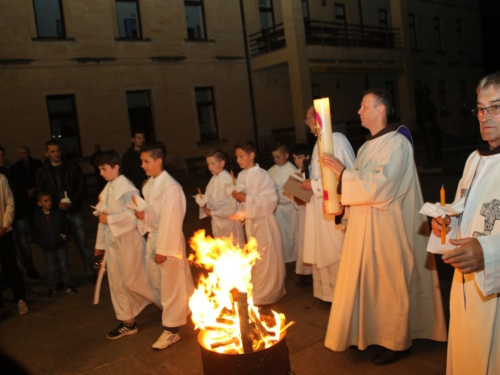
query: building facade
[{"left": 0, "top": 0, "right": 483, "bottom": 169}]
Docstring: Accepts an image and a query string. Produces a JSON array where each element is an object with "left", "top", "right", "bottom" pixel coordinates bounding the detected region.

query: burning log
[
  {"left": 216, "top": 317, "right": 234, "bottom": 325},
  {"left": 250, "top": 307, "right": 274, "bottom": 338},
  {"left": 210, "top": 337, "right": 240, "bottom": 350},
  {"left": 237, "top": 292, "right": 253, "bottom": 353}
]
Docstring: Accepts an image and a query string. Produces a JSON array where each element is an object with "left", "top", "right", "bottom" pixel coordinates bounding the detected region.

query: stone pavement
[{"left": 0, "top": 136, "right": 479, "bottom": 375}]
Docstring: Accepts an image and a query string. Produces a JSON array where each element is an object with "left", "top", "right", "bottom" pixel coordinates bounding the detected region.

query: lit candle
[
  {"left": 230, "top": 170, "right": 236, "bottom": 185},
  {"left": 440, "top": 185, "right": 446, "bottom": 244},
  {"left": 198, "top": 188, "right": 203, "bottom": 199},
  {"left": 314, "top": 97, "right": 340, "bottom": 214},
  {"left": 131, "top": 195, "right": 138, "bottom": 207}
]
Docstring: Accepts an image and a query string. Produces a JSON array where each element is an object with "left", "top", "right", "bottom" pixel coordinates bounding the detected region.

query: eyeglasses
[{"left": 471, "top": 105, "right": 500, "bottom": 117}]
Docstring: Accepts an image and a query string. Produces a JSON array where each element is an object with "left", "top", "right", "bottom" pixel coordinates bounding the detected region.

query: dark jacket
[
  {"left": 36, "top": 158, "right": 86, "bottom": 214},
  {"left": 32, "top": 208, "right": 67, "bottom": 252},
  {"left": 10, "top": 157, "right": 42, "bottom": 220},
  {"left": 122, "top": 148, "right": 146, "bottom": 191}
]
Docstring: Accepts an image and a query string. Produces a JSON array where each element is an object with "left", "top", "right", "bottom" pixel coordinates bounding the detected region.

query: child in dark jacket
[{"left": 33, "top": 191, "right": 77, "bottom": 297}]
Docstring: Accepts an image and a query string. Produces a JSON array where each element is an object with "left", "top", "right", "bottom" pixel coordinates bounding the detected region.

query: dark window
[
  {"left": 433, "top": 17, "right": 442, "bottom": 52},
  {"left": 302, "top": 0, "right": 310, "bottom": 19},
  {"left": 185, "top": 0, "right": 207, "bottom": 40},
  {"left": 116, "top": 0, "right": 142, "bottom": 39},
  {"left": 438, "top": 80, "right": 446, "bottom": 114},
  {"left": 126, "top": 91, "right": 155, "bottom": 141},
  {"left": 456, "top": 20, "right": 464, "bottom": 52},
  {"left": 33, "top": 0, "right": 66, "bottom": 38},
  {"left": 379, "top": 9, "right": 389, "bottom": 28},
  {"left": 259, "top": 0, "right": 275, "bottom": 30},
  {"left": 334, "top": 4, "right": 346, "bottom": 23},
  {"left": 195, "top": 87, "right": 219, "bottom": 142},
  {"left": 46, "top": 95, "right": 81, "bottom": 157},
  {"left": 408, "top": 13, "right": 417, "bottom": 50}
]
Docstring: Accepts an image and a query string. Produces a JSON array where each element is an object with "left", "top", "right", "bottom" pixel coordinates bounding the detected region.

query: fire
[{"left": 189, "top": 230, "right": 288, "bottom": 354}]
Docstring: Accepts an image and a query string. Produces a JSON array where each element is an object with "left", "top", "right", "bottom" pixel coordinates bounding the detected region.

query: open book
[{"left": 283, "top": 173, "right": 313, "bottom": 203}]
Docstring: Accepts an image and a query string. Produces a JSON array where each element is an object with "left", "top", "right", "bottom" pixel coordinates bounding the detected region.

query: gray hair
[{"left": 477, "top": 72, "right": 500, "bottom": 94}]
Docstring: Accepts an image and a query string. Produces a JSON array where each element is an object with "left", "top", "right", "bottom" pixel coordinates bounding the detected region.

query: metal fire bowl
[{"left": 198, "top": 330, "right": 292, "bottom": 375}]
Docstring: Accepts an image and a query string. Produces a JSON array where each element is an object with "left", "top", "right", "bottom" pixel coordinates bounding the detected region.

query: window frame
[
  {"left": 195, "top": 87, "right": 219, "bottom": 143},
  {"left": 184, "top": 0, "right": 208, "bottom": 40},
  {"left": 32, "top": 0, "right": 67, "bottom": 39},
  {"left": 115, "top": 0, "right": 144, "bottom": 40},
  {"left": 259, "top": 0, "right": 275, "bottom": 31},
  {"left": 125, "top": 90, "right": 156, "bottom": 142},
  {"left": 45, "top": 94, "right": 82, "bottom": 158}
]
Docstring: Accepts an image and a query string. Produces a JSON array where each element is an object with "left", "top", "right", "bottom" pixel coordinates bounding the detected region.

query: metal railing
[
  {"left": 249, "top": 23, "right": 286, "bottom": 57},
  {"left": 304, "top": 20, "right": 402, "bottom": 49}
]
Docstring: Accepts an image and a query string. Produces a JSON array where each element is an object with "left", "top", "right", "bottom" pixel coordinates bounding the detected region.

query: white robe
[
  {"left": 204, "top": 170, "right": 245, "bottom": 247},
  {"left": 237, "top": 164, "right": 286, "bottom": 305},
  {"left": 95, "top": 175, "right": 160, "bottom": 321},
  {"left": 140, "top": 171, "right": 195, "bottom": 327},
  {"left": 325, "top": 128, "right": 447, "bottom": 351},
  {"left": 296, "top": 196, "right": 311, "bottom": 275},
  {"left": 303, "top": 132, "right": 355, "bottom": 301},
  {"left": 268, "top": 161, "right": 299, "bottom": 263},
  {"left": 427, "top": 149, "right": 500, "bottom": 375}
]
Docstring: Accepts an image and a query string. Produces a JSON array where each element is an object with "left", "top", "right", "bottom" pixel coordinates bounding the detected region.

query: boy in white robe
[
  {"left": 94, "top": 151, "right": 160, "bottom": 340},
  {"left": 300, "top": 107, "right": 356, "bottom": 302},
  {"left": 232, "top": 141, "right": 286, "bottom": 308},
  {"left": 290, "top": 143, "right": 312, "bottom": 286},
  {"left": 136, "top": 143, "right": 195, "bottom": 350},
  {"left": 201, "top": 148, "right": 245, "bottom": 247},
  {"left": 268, "top": 143, "right": 299, "bottom": 263}
]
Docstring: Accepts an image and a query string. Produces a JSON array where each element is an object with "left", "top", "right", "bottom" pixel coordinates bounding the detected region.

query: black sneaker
[
  {"left": 106, "top": 322, "right": 138, "bottom": 340},
  {"left": 48, "top": 289, "right": 57, "bottom": 298},
  {"left": 66, "top": 286, "right": 78, "bottom": 295}
]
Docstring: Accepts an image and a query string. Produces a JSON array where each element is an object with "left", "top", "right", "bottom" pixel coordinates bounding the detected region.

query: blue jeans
[
  {"left": 64, "top": 211, "right": 95, "bottom": 277},
  {"left": 12, "top": 218, "right": 37, "bottom": 274},
  {"left": 44, "top": 244, "right": 72, "bottom": 290}
]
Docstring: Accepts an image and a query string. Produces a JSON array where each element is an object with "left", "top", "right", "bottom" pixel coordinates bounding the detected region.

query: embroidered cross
[{"left": 473, "top": 199, "right": 500, "bottom": 237}]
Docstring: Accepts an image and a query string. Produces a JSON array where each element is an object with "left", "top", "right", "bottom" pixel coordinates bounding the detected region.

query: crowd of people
[{"left": 1, "top": 72, "right": 499, "bottom": 373}]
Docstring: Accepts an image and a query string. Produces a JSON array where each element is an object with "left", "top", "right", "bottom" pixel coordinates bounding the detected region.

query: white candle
[{"left": 314, "top": 97, "right": 340, "bottom": 214}]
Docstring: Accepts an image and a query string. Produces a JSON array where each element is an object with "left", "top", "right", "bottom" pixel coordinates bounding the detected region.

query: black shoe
[
  {"left": 48, "top": 289, "right": 57, "bottom": 298},
  {"left": 296, "top": 274, "right": 313, "bottom": 287},
  {"left": 106, "top": 322, "right": 138, "bottom": 340},
  {"left": 26, "top": 270, "right": 42, "bottom": 280},
  {"left": 65, "top": 286, "right": 78, "bottom": 295},
  {"left": 372, "top": 348, "right": 411, "bottom": 365},
  {"left": 88, "top": 274, "right": 98, "bottom": 285}
]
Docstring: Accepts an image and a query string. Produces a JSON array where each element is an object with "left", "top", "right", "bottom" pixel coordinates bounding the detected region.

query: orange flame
[{"left": 188, "top": 230, "right": 286, "bottom": 354}]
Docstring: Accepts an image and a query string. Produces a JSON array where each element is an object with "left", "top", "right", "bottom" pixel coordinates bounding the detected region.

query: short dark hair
[
  {"left": 364, "top": 88, "right": 393, "bottom": 118},
  {"left": 96, "top": 150, "right": 121, "bottom": 170},
  {"left": 235, "top": 141, "right": 256, "bottom": 155},
  {"left": 36, "top": 190, "right": 52, "bottom": 201},
  {"left": 141, "top": 142, "right": 166, "bottom": 163},
  {"left": 291, "top": 143, "right": 311, "bottom": 157},
  {"left": 45, "top": 139, "right": 60, "bottom": 150},
  {"left": 205, "top": 148, "right": 227, "bottom": 162},
  {"left": 477, "top": 72, "right": 500, "bottom": 94},
  {"left": 272, "top": 142, "right": 288, "bottom": 154},
  {"left": 131, "top": 128, "right": 145, "bottom": 138}
]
